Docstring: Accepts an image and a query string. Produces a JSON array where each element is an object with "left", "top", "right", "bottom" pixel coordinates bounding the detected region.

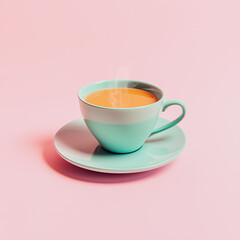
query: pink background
[{"left": 1, "top": 0, "right": 240, "bottom": 239}]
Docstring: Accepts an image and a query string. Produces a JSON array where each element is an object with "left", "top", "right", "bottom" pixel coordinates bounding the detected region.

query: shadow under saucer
[{"left": 41, "top": 137, "right": 171, "bottom": 183}]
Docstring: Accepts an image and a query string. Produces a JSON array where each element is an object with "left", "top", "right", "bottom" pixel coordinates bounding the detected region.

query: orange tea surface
[{"left": 85, "top": 88, "right": 158, "bottom": 108}]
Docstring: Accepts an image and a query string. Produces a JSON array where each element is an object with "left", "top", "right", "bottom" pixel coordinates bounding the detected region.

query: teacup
[{"left": 78, "top": 80, "right": 186, "bottom": 153}]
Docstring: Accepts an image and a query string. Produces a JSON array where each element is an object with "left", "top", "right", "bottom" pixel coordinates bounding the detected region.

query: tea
[{"left": 85, "top": 88, "right": 158, "bottom": 108}]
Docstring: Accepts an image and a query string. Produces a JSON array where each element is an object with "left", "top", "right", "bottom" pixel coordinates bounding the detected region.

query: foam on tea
[{"left": 85, "top": 88, "right": 158, "bottom": 108}]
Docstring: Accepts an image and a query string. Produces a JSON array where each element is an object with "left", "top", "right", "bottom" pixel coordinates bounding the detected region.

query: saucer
[{"left": 54, "top": 118, "right": 186, "bottom": 174}]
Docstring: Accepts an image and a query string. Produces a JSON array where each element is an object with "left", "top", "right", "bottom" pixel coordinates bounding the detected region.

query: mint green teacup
[{"left": 78, "top": 80, "right": 186, "bottom": 153}]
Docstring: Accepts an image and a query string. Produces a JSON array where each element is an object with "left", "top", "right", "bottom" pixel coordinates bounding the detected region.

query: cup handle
[{"left": 150, "top": 100, "right": 186, "bottom": 136}]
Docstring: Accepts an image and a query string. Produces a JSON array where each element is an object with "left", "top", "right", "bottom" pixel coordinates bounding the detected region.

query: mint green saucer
[{"left": 54, "top": 118, "right": 186, "bottom": 174}]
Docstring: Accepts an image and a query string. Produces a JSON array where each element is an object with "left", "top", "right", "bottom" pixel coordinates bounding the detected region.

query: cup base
[{"left": 101, "top": 145, "right": 143, "bottom": 154}]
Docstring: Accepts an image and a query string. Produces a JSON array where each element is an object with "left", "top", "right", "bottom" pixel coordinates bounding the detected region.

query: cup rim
[{"left": 78, "top": 79, "right": 164, "bottom": 110}]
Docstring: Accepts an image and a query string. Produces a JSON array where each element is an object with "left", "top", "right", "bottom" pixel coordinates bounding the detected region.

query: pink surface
[{"left": 1, "top": 0, "right": 240, "bottom": 239}]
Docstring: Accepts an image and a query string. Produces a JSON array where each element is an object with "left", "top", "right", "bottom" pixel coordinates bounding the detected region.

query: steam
[
  {"left": 108, "top": 79, "right": 125, "bottom": 108},
  {"left": 115, "top": 66, "right": 131, "bottom": 79},
  {"left": 108, "top": 67, "right": 131, "bottom": 107},
  {"left": 109, "top": 87, "right": 118, "bottom": 108}
]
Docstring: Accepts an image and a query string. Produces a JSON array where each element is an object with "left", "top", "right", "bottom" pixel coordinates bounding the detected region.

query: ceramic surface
[
  {"left": 78, "top": 80, "right": 186, "bottom": 153},
  {"left": 54, "top": 118, "right": 186, "bottom": 173}
]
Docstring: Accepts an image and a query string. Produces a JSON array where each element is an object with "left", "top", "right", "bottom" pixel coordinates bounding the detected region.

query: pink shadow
[{"left": 40, "top": 137, "right": 174, "bottom": 184}]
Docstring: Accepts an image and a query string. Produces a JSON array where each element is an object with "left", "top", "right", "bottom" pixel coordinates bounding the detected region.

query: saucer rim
[
  {"left": 54, "top": 118, "right": 186, "bottom": 174},
  {"left": 54, "top": 146, "right": 184, "bottom": 174}
]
